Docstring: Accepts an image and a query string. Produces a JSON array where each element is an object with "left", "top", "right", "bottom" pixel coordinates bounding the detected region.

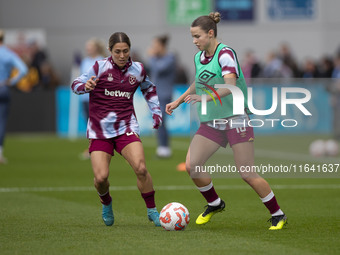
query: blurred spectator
[
  {"left": 262, "top": 52, "right": 281, "bottom": 78},
  {"left": 39, "top": 61, "right": 60, "bottom": 88},
  {"left": 0, "top": 29, "right": 28, "bottom": 164},
  {"left": 319, "top": 56, "right": 334, "bottom": 78},
  {"left": 12, "top": 65, "right": 39, "bottom": 93},
  {"left": 333, "top": 54, "right": 340, "bottom": 79},
  {"left": 131, "top": 50, "right": 149, "bottom": 74},
  {"left": 148, "top": 34, "right": 176, "bottom": 158},
  {"left": 10, "top": 31, "right": 30, "bottom": 64},
  {"left": 330, "top": 54, "right": 340, "bottom": 140},
  {"left": 262, "top": 51, "right": 292, "bottom": 78},
  {"left": 301, "top": 58, "right": 320, "bottom": 78},
  {"left": 242, "top": 50, "right": 261, "bottom": 84},
  {"left": 29, "top": 40, "right": 47, "bottom": 77},
  {"left": 28, "top": 40, "right": 59, "bottom": 89},
  {"left": 279, "top": 43, "right": 300, "bottom": 77},
  {"left": 281, "top": 58, "right": 294, "bottom": 78},
  {"left": 174, "top": 52, "right": 189, "bottom": 85},
  {"left": 79, "top": 38, "right": 107, "bottom": 159},
  {"left": 7, "top": 34, "right": 39, "bottom": 92}
]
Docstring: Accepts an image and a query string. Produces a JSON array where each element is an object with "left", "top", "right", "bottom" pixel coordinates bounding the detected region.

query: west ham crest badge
[{"left": 129, "top": 75, "right": 136, "bottom": 85}]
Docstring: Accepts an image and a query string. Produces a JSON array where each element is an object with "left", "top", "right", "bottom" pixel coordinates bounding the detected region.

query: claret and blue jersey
[{"left": 71, "top": 56, "right": 161, "bottom": 139}]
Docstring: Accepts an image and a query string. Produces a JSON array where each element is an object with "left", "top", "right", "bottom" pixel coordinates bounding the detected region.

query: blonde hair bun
[{"left": 209, "top": 12, "right": 221, "bottom": 24}]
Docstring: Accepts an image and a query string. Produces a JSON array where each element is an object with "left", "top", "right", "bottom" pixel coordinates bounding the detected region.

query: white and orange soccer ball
[{"left": 159, "top": 202, "right": 190, "bottom": 231}]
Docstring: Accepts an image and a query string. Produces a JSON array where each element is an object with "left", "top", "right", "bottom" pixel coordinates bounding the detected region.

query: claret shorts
[
  {"left": 89, "top": 132, "right": 141, "bottom": 156},
  {"left": 196, "top": 115, "right": 254, "bottom": 147}
]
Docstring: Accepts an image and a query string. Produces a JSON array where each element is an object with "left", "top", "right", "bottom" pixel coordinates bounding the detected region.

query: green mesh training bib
[{"left": 194, "top": 43, "right": 250, "bottom": 122}]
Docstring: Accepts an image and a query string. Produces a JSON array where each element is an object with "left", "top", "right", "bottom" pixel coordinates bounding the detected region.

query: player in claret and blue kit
[
  {"left": 71, "top": 32, "right": 162, "bottom": 227},
  {"left": 166, "top": 13, "right": 287, "bottom": 230}
]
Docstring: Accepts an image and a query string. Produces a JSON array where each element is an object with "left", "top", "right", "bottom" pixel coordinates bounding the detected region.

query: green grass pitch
[{"left": 0, "top": 134, "right": 339, "bottom": 255}]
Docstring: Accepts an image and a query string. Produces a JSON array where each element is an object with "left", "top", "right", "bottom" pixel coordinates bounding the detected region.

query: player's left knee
[
  {"left": 239, "top": 168, "right": 260, "bottom": 183},
  {"left": 134, "top": 162, "right": 148, "bottom": 178}
]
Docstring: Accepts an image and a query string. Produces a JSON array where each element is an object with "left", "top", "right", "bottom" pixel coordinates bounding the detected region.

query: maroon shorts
[
  {"left": 89, "top": 132, "right": 141, "bottom": 156},
  {"left": 196, "top": 123, "right": 254, "bottom": 148}
]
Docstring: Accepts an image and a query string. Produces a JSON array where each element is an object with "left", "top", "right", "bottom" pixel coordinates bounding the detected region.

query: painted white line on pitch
[
  {"left": 143, "top": 139, "right": 340, "bottom": 164},
  {"left": 254, "top": 149, "right": 340, "bottom": 164},
  {"left": 0, "top": 184, "right": 339, "bottom": 193},
  {"left": 211, "top": 148, "right": 340, "bottom": 164}
]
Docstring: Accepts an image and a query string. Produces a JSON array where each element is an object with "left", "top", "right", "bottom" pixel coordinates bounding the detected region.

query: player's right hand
[
  {"left": 165, "top": 101, "right": 179, "bottom": 116},
  {"left": 85, "top": 76, "right": 99, "bottom": 92}
]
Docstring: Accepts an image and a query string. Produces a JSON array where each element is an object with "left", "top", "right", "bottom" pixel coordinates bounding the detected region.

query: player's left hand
[
  {"left": 152, "top": 114, "right": 162, "bottom": 129},
  {"left": 184, "top": 94, "right": 201, "bottom": 104}
]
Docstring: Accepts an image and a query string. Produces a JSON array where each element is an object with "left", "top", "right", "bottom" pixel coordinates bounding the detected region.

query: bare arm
[
  {"left": 165, "top": 81, "right": 195, "bottom": 115},
  {"left": 71, "top": 61, "right": 99, "bottom": 94},
  {"left": 207, "top": 73, "right": 236, "bottom": 101},
  {"left": 184, "top": 73, "right": 237, "bottom": 104}
]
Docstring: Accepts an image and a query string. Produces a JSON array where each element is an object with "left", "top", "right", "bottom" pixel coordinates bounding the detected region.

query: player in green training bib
[
  {"left": 166, "top": 12, "right": 287, "bottom": 230},
  {"left": 194, "top": 42, "right": 250, "bottom": 122}
]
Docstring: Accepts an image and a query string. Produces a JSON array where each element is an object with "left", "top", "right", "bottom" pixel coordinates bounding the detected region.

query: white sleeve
[{"left": 219, "top": 48, "right": 239, "bottom": 78}]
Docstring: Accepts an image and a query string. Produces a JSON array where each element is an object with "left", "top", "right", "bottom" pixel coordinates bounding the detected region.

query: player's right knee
[{"left": 185, "top": 161, "right": 191, "bottom": 174}]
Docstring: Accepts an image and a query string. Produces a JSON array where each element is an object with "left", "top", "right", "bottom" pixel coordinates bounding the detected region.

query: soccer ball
[
  {"left": 159, "top": 202, "right": 190, "bottom": 231},
  {"left": 325, "top": 139, "right": 339, "bottom": 157},
  {"left": 309, "top": 139, "right": 326, "bottom": 157}
]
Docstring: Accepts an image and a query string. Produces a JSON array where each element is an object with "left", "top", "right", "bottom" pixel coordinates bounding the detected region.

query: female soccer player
[
  {"left": 166, "top": 13, "right": 287, "bottom": 230},
  {"left": 71, "top": 32, "right": 162, "bottom": 227}
]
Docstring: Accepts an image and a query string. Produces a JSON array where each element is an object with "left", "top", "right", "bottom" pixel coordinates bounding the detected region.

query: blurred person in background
[
  {"left": 0, "top": 30, "right": 28, "bottom": 164},
  {"left": 10, "top": 32, "right": 30, "bottom": 64},
  {"left": 173, "top": 52, "right": 189, "bottom": 85},
  {"left": 330, "top": 54, "right": 340, "bottom": 140},
  {"left": 28, "top": 40, "right": 47, "bottom": 80},
  {"left": 319, "top": 56, "right": 334, "bottom": 78},
  {"left": 241, "top": 50, "right": 261, "bottom": 84},
  {"left": 301, "top": 58, "right": 320, "bottom": 78},
  {"left": 79, "top": 38, "right": 107, "bottom": 159},
  {"left": 71, "top": 32, "right": 162, "bottom": 227},
  {"left": 130, "top": 50, "right": 149, "bottom": 74},
  {"left": 147, "top": 35, "right": 176, "bottom": 158},
  {"left": 11, "top": 39, "right": 59, "bottom": 92},
  {"left": 28, "top": 39, "right": 59, "bottom": 89},
  {"left": 262, "top": 51, "right": 293, "bottom": 79},
  {"left": 279, "top": 43, "right": 300, "bottom": 77}
]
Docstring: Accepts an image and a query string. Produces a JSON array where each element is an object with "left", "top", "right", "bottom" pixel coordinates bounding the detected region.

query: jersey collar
[{"left": 109, "top": 56, "right": 132, "bottom": 73}]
